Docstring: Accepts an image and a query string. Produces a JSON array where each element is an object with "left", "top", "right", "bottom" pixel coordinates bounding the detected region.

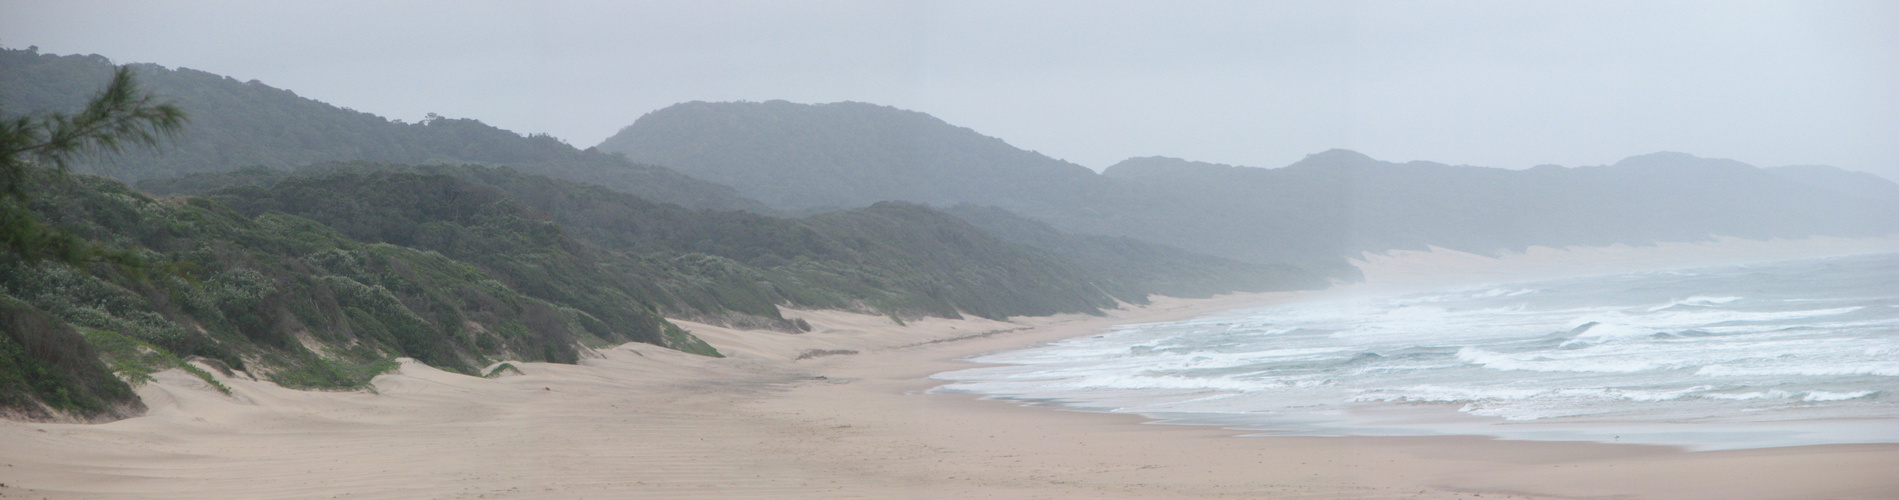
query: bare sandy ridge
[{"left": 3, "top": 238, "right": 1897, "bottom": 499}]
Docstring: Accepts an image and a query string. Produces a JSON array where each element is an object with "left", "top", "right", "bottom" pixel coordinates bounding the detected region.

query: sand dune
[{"left": 5, "top": 243, "right": 1898, "bottom": 498}]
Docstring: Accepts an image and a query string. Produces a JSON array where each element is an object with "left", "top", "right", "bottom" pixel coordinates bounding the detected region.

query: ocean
[{"left": 932, "top": 253, "right": 1899, "bottom": 450}]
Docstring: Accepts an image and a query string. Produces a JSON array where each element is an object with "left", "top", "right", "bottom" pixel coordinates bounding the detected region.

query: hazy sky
[{"left": 4, "top": 1, "right": 1896, "bottom": 180}]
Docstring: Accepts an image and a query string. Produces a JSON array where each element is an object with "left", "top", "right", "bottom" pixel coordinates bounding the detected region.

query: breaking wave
[{"left": 934, "top": 253, "right": 1899, "bottom": 448}]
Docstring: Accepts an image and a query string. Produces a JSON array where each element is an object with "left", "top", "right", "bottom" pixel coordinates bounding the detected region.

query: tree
[{"left": 0, "top": 66, "right": 185, "bottom": 263}]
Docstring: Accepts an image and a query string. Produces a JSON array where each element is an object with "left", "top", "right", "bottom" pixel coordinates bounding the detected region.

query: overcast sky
[{"left": 4, "top": 0, "right": 1895, "bottom": 180}]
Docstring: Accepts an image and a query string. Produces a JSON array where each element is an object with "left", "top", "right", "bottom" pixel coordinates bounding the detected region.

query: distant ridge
[
  {"left": 1766, "top": 164, "right": 1899, "bottom": 205},
  {"left": 603, "top": 100, "right": 1898, "bottom": 269},
  {"left": 1105, "top": 151, "right": 1899, "bottom": 257}
]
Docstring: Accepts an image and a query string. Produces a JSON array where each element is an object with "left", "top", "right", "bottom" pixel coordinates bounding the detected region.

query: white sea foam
[
  {"left": 1648, "top": 295, "right": 1744, "bottom": 311},
  {"left": 1567, "top": 322, "right": 1658, "bottom": 341},
  {"left": 934, "top": 253, "right": 1899, "bottom": 448},
  {"left": 1696, "top": 363, "right": 1899, "bottom": 377},
  {"left": 1455, "top": 347, "right": 1661, "bottom": 373},
  {"left": 1064, "top": 373, "right": 1276, "bottom": 391},
  {"left": 1353, "top": 385, "right": 1546, "bottom": 403},
  {"left": 1699, "top": 390, "right": 1800, "bottom": 401},
  {"left": 1804, "top": 390, "right": 1878, "bottom": 402}
]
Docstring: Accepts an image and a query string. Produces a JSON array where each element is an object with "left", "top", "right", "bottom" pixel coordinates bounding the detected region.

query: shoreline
[
  {"left": 3, "top": 241, "right": 1898, "bottom": 498},
  {"left": 727, "top": 292, "right": 1899, "bottom": 499}
]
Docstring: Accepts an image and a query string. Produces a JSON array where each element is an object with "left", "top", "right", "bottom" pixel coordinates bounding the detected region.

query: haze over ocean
[{"left": 936, "top": 253, "right": 1899, "bottom": 450}]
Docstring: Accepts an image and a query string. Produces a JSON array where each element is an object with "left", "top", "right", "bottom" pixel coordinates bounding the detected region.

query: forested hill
[
  {"left": 0, "top": 47, "right": 765, "bottom": 212},
  {"left": 197, "top": 165, "right": 1124, "bottom": 321},
  {"left": 154, "top": 163, "right": 1323, "bottom": 317},
  {"left": 1105, "top": 151, "right": 1899, "bottom": 257},
  {"left": 1765, "top": 164, "right": 1899, "bottom": 206},
  {"left": 2, "top": 173, "right": 712, "bottom": 421},
  {"left": 2, "top": 50, "right": 1332, "bottom": 421},
  {"left": 599, "top": 100, "right": 1899, "bottom": 268},
  {"left": 597, "top": 100, "right": 1126, "bottom": 213},
  {"left": 13, "top": 161, "right": 1328, "bottom": 422}
]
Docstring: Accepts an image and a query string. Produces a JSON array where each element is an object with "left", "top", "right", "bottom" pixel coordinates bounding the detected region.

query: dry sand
[{"left": 4, "top": 238, "right": 1898, "bottom": 499}]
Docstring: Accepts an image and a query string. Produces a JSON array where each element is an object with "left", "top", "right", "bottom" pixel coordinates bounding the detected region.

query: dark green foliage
[
  {"left": 0, "top": 297, "right": 144, "bottom": 421},
  {"left": 7, "top": 48, "right": 1333, "bottom": 323},
  {"left": 0, "top": 66, "right": 185, "bottom": 178},
  {"left": 1, "top": 173, "right": 710, "bottom": 402},
  {"left": 155, "top": 160, "right": 1322, "bottom": 321},
  {"left": 474, "top": 174, "right": 1158, "bottom": 320},
  {"left": 183, "top": 164, "right": 1151, "bottom": 322},
  {"left": 0, "top": 48, "right": 1346, "bottom": 423},
  {"left": 137, "top": 165, "right": 285, "bottom": 197},
  {"left": 0, "top": 47, "right": 765, "bottom": 212},
  {"left": 206, "top": 170, "right": 676, "bottom": 348},
  {"left": 0, "top": 65, "right": 184, "bottom": 265},
  {"left": 0, "top": 62, "right": 179, "bottom": 421},
  {"left": 147, "top": 164, "right": 811, "bottom": 327},
  {"left": 800, "top": 202, "right": 1117, "bottom": 319}
]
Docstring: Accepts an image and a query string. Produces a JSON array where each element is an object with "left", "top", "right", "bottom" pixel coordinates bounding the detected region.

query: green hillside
[
  {"left": 1, "top": 173, "right": 716, "bottom": 421},
  {"left": 597, "top": 100, "right": 1127, "bottom": 214},
  {"left": 155, "top": 163, "right": 1306, "bottom": 322},
  {"left": 0, "top": 47, "right": 766, "bottom": 212},
  {"left": 0, "top": 48, "right": 1330, "bottom": 422}
]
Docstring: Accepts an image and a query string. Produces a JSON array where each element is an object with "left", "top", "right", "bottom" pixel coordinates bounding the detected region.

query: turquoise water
[{"left": 933, "top": 253, "right": 1899, "bottom": 449}]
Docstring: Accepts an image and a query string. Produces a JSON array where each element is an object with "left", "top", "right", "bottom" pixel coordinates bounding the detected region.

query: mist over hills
[
  {"left": 0, "top": 47, "right": 764, "bottom": 212},
  {"left": 1766, "top": 164, "right": 1899, "bottom": 205},
  {"left": 601, "top": 100, "right": 1898, "bottom": 268},
  {"left": 14, "top": 162, "right": 1320, "bottom": 420},
  {"left": 940, "top": 204, "right": 1324, "bottom": 300},
  {"left": 4, "top": 44, "right": 1893, "bottom": 421},
  {"left": 597, "top": 100, "right": 1124, "bottom": 214},
  {"left": 1108, "top": 151, "right": 1899, "bottom": 258},
  {"left": 190, "top": 163, "right": 1301, "bottom": 319},
  {"left": 1, "top": 48, "right": 1325, "bottom": 420}
]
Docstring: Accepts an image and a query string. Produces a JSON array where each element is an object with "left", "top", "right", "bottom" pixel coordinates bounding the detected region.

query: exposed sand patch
[{"left": 3, "top": 237, "right": 1896, "bottom": 499}]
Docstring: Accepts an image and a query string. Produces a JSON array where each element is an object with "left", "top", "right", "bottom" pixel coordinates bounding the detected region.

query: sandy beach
[{"left": 4, "top": 240, "right": 1898, "bottom": 499}]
